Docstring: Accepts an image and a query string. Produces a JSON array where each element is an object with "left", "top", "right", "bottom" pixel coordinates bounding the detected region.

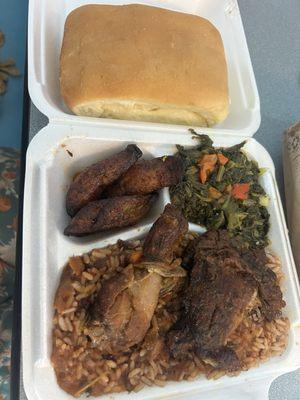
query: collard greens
[{"left": 170, "top": 132, "right": 270, "bottom": 249}]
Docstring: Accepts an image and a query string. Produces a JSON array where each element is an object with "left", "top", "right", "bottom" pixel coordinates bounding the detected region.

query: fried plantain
[
  {"left": 105, "top": 156, "right": 183, "bottom": 197},
  {"left": 64, "top": 194, "right": 156, "bottom": 236},
  {"left": 66, "top": 144, "right": 142, "bottom": 216}
]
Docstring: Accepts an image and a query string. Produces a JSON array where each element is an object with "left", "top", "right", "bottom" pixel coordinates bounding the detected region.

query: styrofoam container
[
  {"left": 23, "top": 123, "right": 300, "bottom": 400},
  {"left": 24, "top": 1, "right": 300, "bottom": 399},
  {"left": 28, "top": 0, "right": 260, "bottom": 136}
]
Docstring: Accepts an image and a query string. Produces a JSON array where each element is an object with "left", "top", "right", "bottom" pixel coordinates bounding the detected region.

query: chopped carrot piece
[
  {"left": 129, "top": 251, "right": 143, "bottom": 264},
  {"left": 199, "top": 169, "right": 207, "bottom": 184},
  {"left": 208, "top": 187, "right": 222, "bottom": 199},
  {"left": 197, "top": 154, "right": 218, "bottom": 183},
  {"left": 198, "top": 154, "right": 218, "bottom": 166},
  {"left": 0, "top": 196, "right": 11, "bottom": 212},
  {"left": 217, "top": 153, "right": 229, "bottom": 165},
  {"left": 232, "top": 183, "right": 250, "bottom": 200},
  {"left": 69, "top": 256, "right": 85, "bottom": 276}
]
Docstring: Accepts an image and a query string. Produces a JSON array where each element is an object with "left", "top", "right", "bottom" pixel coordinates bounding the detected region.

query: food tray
[
  {"left": 25, "top": 0, "right": 300, "bottom": 399},
  {"left": 28, "top": 0, "right": 260, "bottom": 136},
  {"left": 22, "top": 123, "right": 300, "bottom": 400}
]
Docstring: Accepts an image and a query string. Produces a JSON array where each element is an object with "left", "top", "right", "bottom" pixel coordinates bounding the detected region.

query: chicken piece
[
  {"left": 89, "top": 204, "right": 188, "bottom": 352},
  {"left": 143, "top": 203, "right": 189, "bottom": 263},
  {"left": 123, "top": 272, "right": 162, "bottom": 347},
  {"left": 66, "top": 144, "right": 142, "bottom": 216},
  {"left": 90, "top": 266, "right": 162, "bottom": 352},
  {"left": 64, "top": 194, "right": 156, "bottom": 236},
  {"left": 167, "top": 233, "right": 254, "bottom": 370},
  {"left": 195, "top": 230, "right": 285, "bottom": 321},
  {"left": 168, "top": 230, "right": 286, "bottom": 371},
  {"left": 168, "top": 267, "right": 256, "bottom": 370},
  {"left": 105, "top": 156, "right": 183, "bottom": 197},
  {"left": 185, "top": 265, "right": 257, "bottom": 351},
  {"left": 92, "top": 265, "right": 135, "bottom": 322},
  {"left": 241, "top": 250, "right": 285, "bottom": 321},
  {"left": 89, "top": 272, "right": 163, "bottom": 354}
]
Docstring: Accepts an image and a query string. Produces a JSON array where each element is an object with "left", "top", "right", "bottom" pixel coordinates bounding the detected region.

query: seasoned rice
[{"left": 51, "top": 237, "right": 289, "bottom": 397}]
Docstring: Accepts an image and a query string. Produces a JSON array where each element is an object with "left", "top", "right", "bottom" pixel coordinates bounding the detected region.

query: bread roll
[{"left": 60, "top": 4, "right": 229, "bottom": 127}]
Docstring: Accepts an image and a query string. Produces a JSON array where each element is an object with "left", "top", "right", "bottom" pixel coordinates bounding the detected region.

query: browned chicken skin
[
  {"left": 168, "top": 230, "right": 285, "bottom": 371},
  {"left": 90, "top": 266, "right": 162, "bottom": 352},
  {"left": 187, "top": 267, "right": 257, "bottom": 351},
  {"left": 168, "top": 266, "right": 256, "bottom": 370},
  {"left": 89, "top": 204, "right": 188, "bottom": 353},
  {"left": 143, "top": 203, "right": 188, "bottom": 263},
  {"left": 193, "top": 230, "right": 285, "bottom": 321},
  {"left": 64, "top": 194, "right": 156, "bottom": 236},
  {"left": 66, "top": 144, "right": 142, "bottom": 216},
  {"left": 105, "top": 156, "right": 183, "bottom": 197}
]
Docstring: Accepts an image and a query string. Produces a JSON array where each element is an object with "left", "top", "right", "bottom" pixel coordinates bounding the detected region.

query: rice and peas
[{"left": 51, "top": 234, "right": 289, "bottom": 397}]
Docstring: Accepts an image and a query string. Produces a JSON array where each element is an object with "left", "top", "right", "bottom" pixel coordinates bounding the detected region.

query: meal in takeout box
[
  {"left": 23, "top": 1, "right": 300, "bottom": 399},
  {"left": 52, "top": 134, "right": 289, "bottom": 397}
]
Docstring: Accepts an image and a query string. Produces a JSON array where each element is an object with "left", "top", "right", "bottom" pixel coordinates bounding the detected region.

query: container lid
[{"left": 28, "top": 0, "right": 260, "bottom": 137}]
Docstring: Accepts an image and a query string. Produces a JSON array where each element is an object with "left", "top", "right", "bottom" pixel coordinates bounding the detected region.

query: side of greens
[{"left": 170, "top": 132, "right": 270, "bottom": 249}]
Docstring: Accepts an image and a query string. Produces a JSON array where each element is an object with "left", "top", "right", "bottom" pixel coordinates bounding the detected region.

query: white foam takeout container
[
  {"left": 23, "top": 126, "right": 300, "bottom": 400},
  {"left": 24, "top": 0, "right": 300, "bottom": 399},
  {"left": 28, "top": 0, "right": 261, "bottom": 136}
]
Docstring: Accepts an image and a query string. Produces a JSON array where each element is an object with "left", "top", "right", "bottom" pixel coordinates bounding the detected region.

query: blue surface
[{"left": 0, "top": 0, "right": 28, "bottom": 149}]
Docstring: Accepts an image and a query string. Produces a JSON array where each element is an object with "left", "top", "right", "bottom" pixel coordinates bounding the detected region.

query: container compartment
[
  {"left": 28, "top": 0, "right": 260, "bottom": 135},
  {"left": 22, "top": 123, "right": 300, "bottom": 400}
]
